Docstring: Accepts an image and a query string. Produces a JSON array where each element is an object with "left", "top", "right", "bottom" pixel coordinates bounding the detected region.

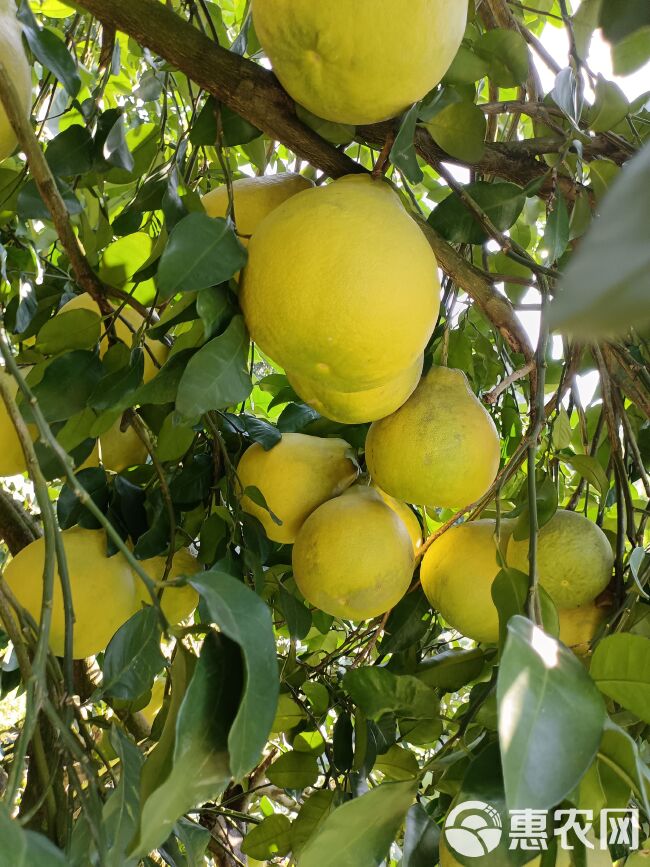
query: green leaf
[
  {"left": 497, "top": 616, "right": 606, "bottom": 810},
  {"left": 23, "top": 351, "right": 104, "bottom": 423},
  {"left": 403, "top": 803, "right": 440, "bottom": 867},
  {"left": 35, "top": 309, "right": 100, "bottom": 355},
  {"left": 0, "top": 805, "right": 67, "bottom": 866},
  {"left": 590, "top": 633, "right": 650, "bottom": 723},
  {"left": 390, "top": 103, "right": 423, "bottom": 185},
  {"left": 378, "top": 587, "right": 430, "bottom": 657},
  {"left": 18, "top": 4, "right": 81, "bottom": 97},
  {"left": 267, "top": 751, "right": 320, "bottom": 789},
  {"left": 45, "top": 126, "right": 94, "bottom": 176},
  {"left": 98, "top": 233, "right": 154, "bottom": 288},
  {"left": 573, "top": 0, "right": 603, "bottom": 60},
  {"left": 296, "top": 104, "right": 355, "bottom": 147},
  {"left": 428, "top": 181, "right": 526, "bottom": 244},
  {"left": 157, "top": 213, "right": 247, "bottom": 297},
  {"left": 597, "top": 719, "right": 650, "bottom": 817},
  {"left": 589, "top": 74, "right": 629, "bottom": 132},
  {"left": 473, "top": 30, "right": 530, "bottom": 87},
  {"left": 542, "top": 193, "right": 570, "bottom": 263},
  {"left": 298, "top": 780, "right": 417, "bottom": 867},
  {"left": 415, "top": 648, "right": 486, "bottom": 692},
  {"left": 424, "top": 102, "right": 486, "bottom": 163},
  {"left": 17, "top": 177, "right": 82, "bottom": 220},
  {"left": 176, "top": 316, "right": 252, "bottom": 417},
  {"left": 102, "top": 607, "right": 165, "bottom": 701},
  {"left": 373, "top": 744, "right": 419, "bottom": 780},
  {"left": 612, "top": 25, "right": 650, "bottom": 75},
  {"left": 291, "top": 790, "right": 337, "bottom": 858},
  {"left": 242, "top": 814, "right": 292, "bottom": 861},
  {"left": 191, "top": 571, "right": 279, "bottom": 779},
  {"left": 342, "top": 667, "right": 439, "bottom": 724},
  {"left": 130, "top": 635, "right": 235, "bottom": 857},
  {"left": 103, "top": 728, "right": 143, "bottom": 867},
  {"left": 560, "top": 454, "right": 610, "bottom": 498},
  {"left": 549, "top": 142, "right": 650, "bottom": 337},
  {"left": 492, "top": 569, "right": 559, "bottom": 652},
  {"left": 279, "top": 585, "right": 312, "bottom": 640}
]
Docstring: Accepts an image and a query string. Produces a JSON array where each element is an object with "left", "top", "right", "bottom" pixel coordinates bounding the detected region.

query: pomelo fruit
[{"left": 0, "top": 1, "right": 31, "bottom": 162}]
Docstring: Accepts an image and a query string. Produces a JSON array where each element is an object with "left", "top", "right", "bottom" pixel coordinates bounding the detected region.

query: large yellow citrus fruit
[
  {"left": 252, "top": 0, "right": 468, "bottom": 125},
  {"left": 374, "top": 487, "right": 422, "bottom": 553},
  {"left": 507, "top": 510, "right": 613, "bottom": 609},
  {"left": 292, "top": 486, "right": 414, "bottom": 620},
  {"left": 4, "top": 528, "right": 138, "bottom": 658},
  {"left": 140, "top": 677, "right": 166, "bottom": 727},
  {"left": 202, "top": 173, "right": 313, "bottom": 244},
  {"left": 366, "top": 367, "right": 501, "bottom": 509},
  {"left": 61, "top": 293, "right": 167, "bottom": 383},
  {"left": 421, "top": 520, "right": 513, "bottom": 644},
  {"left": 241, "top": 175, "right": 440, "bottom": 392},
  {"left": 559, "top": 602, "right": 609, "bottom": 655},
  {"left": 237, "top": 433, "right": 357, "bottom": 543},
  {"left": 0, "top": 1, "right": 32, "bottom": 162},
  {"left": 287, "top": 356, "right": 423, "bottom": 425},
  {"left": 132, "top": 548, "right": 201, "bottom": 625},
  {"left": 82, "top": 418, "right": 149, "bottom": 473},
  {"left": 0, "top": 370, "right": 26, "bottom": 476}
]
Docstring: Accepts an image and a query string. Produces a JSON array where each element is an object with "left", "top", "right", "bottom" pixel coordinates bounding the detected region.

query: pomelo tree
[{"left": 0, "top": 1, "right": 649, "bottom": 864}]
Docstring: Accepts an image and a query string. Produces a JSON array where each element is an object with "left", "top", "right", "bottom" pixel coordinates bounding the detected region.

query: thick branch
[{"left": 0, "top": 487, "right": 40, "bottom": 554}]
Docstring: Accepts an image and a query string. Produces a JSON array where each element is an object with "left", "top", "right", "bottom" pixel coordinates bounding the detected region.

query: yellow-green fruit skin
[
  {"left": 252, "top": 0, "right": 468, "bottom": 125},
  {"left": 0, "top": 370, "right": 26, "bottom": 476},
  {"left": 287, "top": 356, "right": 423, "bottom": 425},
  {"left": 202, "top": 173, "right": 314, "bottom": 243},
  {"left": 507, "top": 510, "right": 613, "bottom": 609},
  {"left": 241, "top": 175, "right": 440, "bottom": 392},
  {"left": 133, "top": 548, "right": 200, "bottom": 624},
  {"left": 236, "top": 433, "right": 357, "bottom": 544},
  {"left": 292, "top": 487, "right": 414, "bottom": 621},
  {"left": 366, "top": 366, "right": 501, "bottom": 509},
  {"left": 0, "top": 2, "right": 31, "bottom": 162},
  {"left": 559, "top": 602, "right": 609, "bottom": 655},
  {"left": 4, "top": 528, "right": 138, "bottom": 659},
  {"left": 421, "top": 519, "right": 512, "bottom": 644},
  {"left": 82, "top": 419, "right": 149, "bottom": 473},
  {"left": 61, "top": 293, "right": 167, "bottom": 383}
]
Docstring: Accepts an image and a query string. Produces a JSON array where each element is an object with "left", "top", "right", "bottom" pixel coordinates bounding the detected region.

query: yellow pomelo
[
  {"left": 202, "top": 172, "right": 313, "bottom": 244},
  {"left": 292, "top": 486, "right": 414, "bottom": 620},
  {"left": 61, "top": 293, "right": 167, "bottom": 383},
  {"left": 374, "top": 487, "right": 422, "bottom": 553},
  {"left": 132, "top": 548, "right": 201, "bottom": 625},
  {"left": 421, "top": 519, "right": 513, "bottom": 644},
  {"left": 140, "top": 677, "right": 166, "bottom": 727},
  {"left": 82, "top": 418, "right": 149, "bottom": 473},
  {"left": 241, "top": 175, "right": 440, "bottom": 392},
  {"left": 559, "top": 602, "right": 610, "bottom": 655},
  {"left": 4, "top": 528, "right": 138, "bottom": 658},
  {"left": 0, "top": 1, "right": 32, "bottom": 162},
  {"left": 287, "top": 356, "right": 423, "bottom": 425},
  {"left": 507, "top": 510, "right": 613, "bottom": 609},
  {"left": 237, "top": 433, "right": 357, "bottom": 543},
  {"left": 366, "top": 367, "right": 501, "bottom": 509},
  {"left": 0, "top": 370, "right": 26, "bottom": 476},
  {"left": 252, "top": 0, "right": 468, "bottom": 125}
]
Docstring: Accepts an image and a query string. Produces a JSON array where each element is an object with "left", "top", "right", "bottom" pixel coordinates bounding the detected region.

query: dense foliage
[{"left": 0, "top": 0, "right": 649, "bottom": 865}]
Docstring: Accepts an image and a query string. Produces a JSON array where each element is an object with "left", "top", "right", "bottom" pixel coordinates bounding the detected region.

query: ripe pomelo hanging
[
  {"left": 241, "top": 175, "right": 440, "bottom": 393},
  {"left": 252, "top": 0, "right": 468, "bottom": 125},
  {"left": 0, "top": 1, "right": 32, "bottom": 162}
]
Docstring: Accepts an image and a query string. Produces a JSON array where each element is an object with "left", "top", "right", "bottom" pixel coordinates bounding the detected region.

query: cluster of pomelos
[{"left": 0, "top": 0, "right": 614, "bottom": 667}]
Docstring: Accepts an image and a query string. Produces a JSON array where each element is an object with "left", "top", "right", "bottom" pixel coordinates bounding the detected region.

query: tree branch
[{"left": 0, "top": 487, "right": 40, "bottom": 555}]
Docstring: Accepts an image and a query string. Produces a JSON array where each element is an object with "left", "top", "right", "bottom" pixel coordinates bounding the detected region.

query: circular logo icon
[{"left": 444, "top": 800, "right": 503, "bottom": 858}]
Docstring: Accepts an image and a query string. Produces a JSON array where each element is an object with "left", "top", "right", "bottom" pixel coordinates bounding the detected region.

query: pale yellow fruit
[
  {"left": 61, "top": 293, "right": 167, "bottom": 383},
  {"left": 366, "top": 367, "right": 501, "bottom": 509},
  {"left": 4, "top": 528, "right": 138, "bottom": 658},
  {"left": 287, "top": 356, "right": 423, "bottom": 425},
  {"left": 421, "top": 519, "right": 513, "bottom": 644},
  {"left": 507, "top": 510, "right": 613, "bottom": 609},
  {"left": 241, "top": 175, "right": 440, "bottom": 392},
  {"left": 140, "top": 677, "right": 166, "bottom": 727},
  {"left": 0, "top": 1, "right": 31, "bottom": 162},
  {"left": 202, "top": 173, "right": 313, "bottom": 244},
  {"left": 0, "top": 370, "right": 26, "bottom": 476},
  {"left": 559, "top": 602, "right": 610, "bottom": 655},
  {"left": 374, "top": 487, "right": 422, "bottom": 552},
  {"left": 292, "top": 486, "right": 414, "bottom": 620},
  {"left": 237, "top": 433, "right": 358, "bottom": 543},
  {"left": 133, "top": 548, "right": 201, "bottom": 625},
  {"left": 252, "top": 0, "right": 468, "bottom": 125},
  {"left": 82, "top": 418, "right": 149, "bottom": 473}
]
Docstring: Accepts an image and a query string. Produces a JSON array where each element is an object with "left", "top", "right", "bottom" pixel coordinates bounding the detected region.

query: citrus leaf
[
  {"left": 498, "top": 616, "right": 605, "bottom": 810},
  {"left": 590, "top": 633, "right": 650, "bottom": 723},
  {"left": 267, "top": 751, "right": 320, "bottom": 789},
  {"left": 560, "top": 454, "right": 610, "bottom": 498},
  {"left": 390, "top": 103, "right": 423, "bottom": 184},
  {"left": 424, "top": 102, "right": 486, "bottom": 163},
  {"left": 242, "top": 815, "right": 292, "bottom": 861},
  {"left": 102, "top": 606, "right": 165, "bottom": 701},
  {"left": 428, "top": 181, "right": 525, "bottom": 244}
]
